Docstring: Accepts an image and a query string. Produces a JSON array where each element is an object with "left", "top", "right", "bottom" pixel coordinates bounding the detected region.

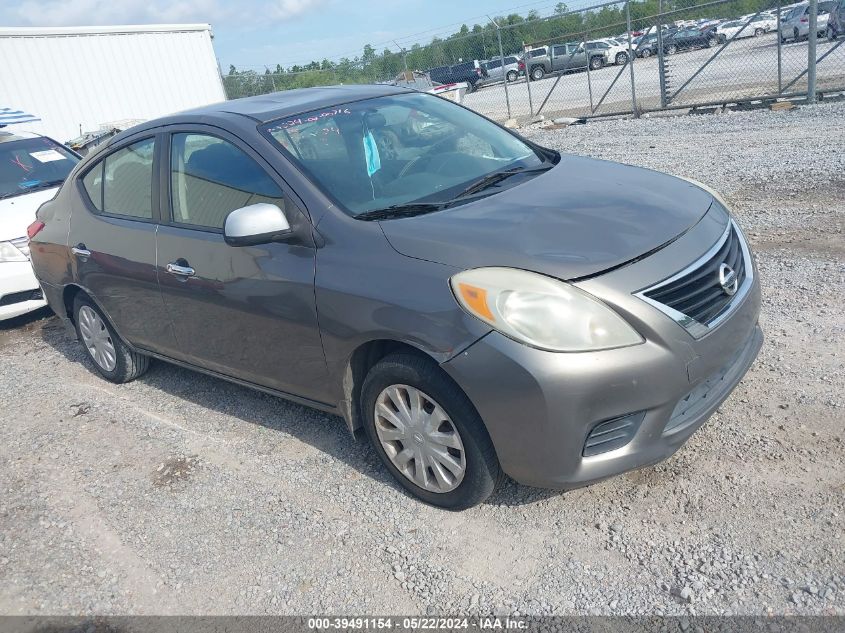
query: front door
[{"left": 154, "top": 129, "right": 330, "bottom": 404}]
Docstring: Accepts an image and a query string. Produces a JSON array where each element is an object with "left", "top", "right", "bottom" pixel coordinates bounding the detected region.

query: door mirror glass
[{"left": 224, "top": 203, "right": 291, "bottom": 247}]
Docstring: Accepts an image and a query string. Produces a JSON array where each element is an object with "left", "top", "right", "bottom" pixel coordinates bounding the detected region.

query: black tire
[
  {"left": 707, "top": 37, "right": 717, "bottom": 47},
  {"left": 589, "top": 56, "right": 604, "bottom": 70},
  {"left": 754, "top": 28, "right": 764, "bottom": 37},
  {"left": 530, "top": 65, "right": 545, "bottom": 81},
  {"left": 73, "top": 294, "right": 149, "bottom": 383},
  {"left": 506, "top": 70, "right": 518, "bottom": 82},
  {"left": 794, "top": 28, "right": 801, "bottom": 41},
  {"left": 615, "top": 52, "right": 629, "bottom": 65},
  {"left": 641, "top": 48, "right": 652, "bottom": 58},
  {"left": 828, "top": 26, "right": 837, "bottom": 41},
  {"left": 666, "top": 44, "right": 677, "bottom": 55},
  {"left": 360, "top": 353, "right": 502, "bottom": 510}
]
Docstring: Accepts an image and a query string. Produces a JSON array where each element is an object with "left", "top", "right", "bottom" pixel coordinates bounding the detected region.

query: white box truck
[{"left": 0, "top": 24, "right": 227, "bottom": 143}]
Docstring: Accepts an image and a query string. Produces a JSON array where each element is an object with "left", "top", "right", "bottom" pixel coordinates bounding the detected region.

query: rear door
[
  {"left": 70, "top": 133, "right": 178, "bottom": 353},
  {"left": 154, "top": 126, "right": 330, "bottom": 403}
]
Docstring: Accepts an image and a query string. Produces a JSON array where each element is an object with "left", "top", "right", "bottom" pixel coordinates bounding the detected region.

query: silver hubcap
[
  {"left": 374, "top": 384, "right": 466, "bottom": 494},
  {"left": 78, "top": 305, "right": 117, "bottom": 372}
]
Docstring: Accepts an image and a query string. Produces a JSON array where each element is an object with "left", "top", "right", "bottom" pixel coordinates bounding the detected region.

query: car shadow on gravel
[
  {"left": 0, "top": 306, "right": 53, "bottom": 348},
  {"left": 38, "top": 316, "right": 565, "bottom": 508}
]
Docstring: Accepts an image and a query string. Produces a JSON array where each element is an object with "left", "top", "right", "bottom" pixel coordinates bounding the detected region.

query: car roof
[
  {"left": 0, "top": 129, "right": 41, "bottom": 144},
  {"left": 107, "top": 84, "right": 413, "bottom": 146}
]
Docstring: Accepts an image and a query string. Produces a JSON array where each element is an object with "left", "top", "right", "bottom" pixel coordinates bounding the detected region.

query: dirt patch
[{"left": 152, "top": 455, "right": 200, "bottom": 488}]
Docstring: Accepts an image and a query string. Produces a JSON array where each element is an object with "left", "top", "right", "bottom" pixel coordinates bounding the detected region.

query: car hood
[
  {"left": 378, "top": 155, "right": 714, "bottom": 280},
  {"left": 0, "top": 188, "right": 60, "bottom": 242}
]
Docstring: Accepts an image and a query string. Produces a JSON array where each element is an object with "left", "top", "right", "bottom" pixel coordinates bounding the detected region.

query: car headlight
[
  {"left": 450, "top": 267, "right": 643, "bottom": 352},
  {"left": 0, "top": 241, "right": 28, "bottom": 263},
  {"left": 677, "top": 175, "right": 732, "bottom": 210}
]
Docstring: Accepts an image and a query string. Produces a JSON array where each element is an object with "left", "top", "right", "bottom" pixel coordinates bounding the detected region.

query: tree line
[{"left": 223, "top": 0, "right": 772, "bottom": 98}]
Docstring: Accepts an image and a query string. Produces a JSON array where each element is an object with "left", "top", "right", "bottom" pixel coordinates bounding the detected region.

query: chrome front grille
[
  {"left": 636, "top": 221, "right": 753, "bottom": 338},
  {"left": 10, "top": 236, "right": 30, "bottom": 259}
]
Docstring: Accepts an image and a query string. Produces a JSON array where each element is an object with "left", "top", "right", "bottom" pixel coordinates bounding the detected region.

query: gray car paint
[
  {"left": 29, "top": 86, "right": 762, "bottom": 491},
  {"left": 378, "top": 155, "right": 715, "bottom": 279}
]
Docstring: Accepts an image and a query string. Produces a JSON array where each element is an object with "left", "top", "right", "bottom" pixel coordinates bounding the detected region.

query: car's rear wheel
[
  {"left": 530, "top": 66, "right": 545, "bottom": 81},
  {"left": 666, "top": 44, "right": 677, "bottom": 55},
  {"left": 828, "top": 25, "right": 837, "bottom": 40},
  {"left": 589, "top": 56, "right": 604, "bottom": 70},
  {"left": 506, "top": 70, "right": 518, "bottom": 82},
  {"left": 361, "top": 353, "right": 502, "bottom": 510},
  {"left": 794, "top": 27, "right": 801, "bottom": 41},
  {"left": 641, "top": 48, "right": 652, "bottom": 58},
  {"left": 74, "top": 294, "right": 149, "bottom": 383},
  {"left": 754, "top": 28, "right": 764, "bottom": 37},
  {"left": 615, "top": 52, "right": 629, "bottom": 65}
]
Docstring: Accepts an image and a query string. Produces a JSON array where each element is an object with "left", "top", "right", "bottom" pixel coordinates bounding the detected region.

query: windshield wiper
[
  {"left": 356, "top": 202, "right": 447, "bottom": 221},
  {"left": 455, "top": 164, "right": 553, "bottom": 199}
]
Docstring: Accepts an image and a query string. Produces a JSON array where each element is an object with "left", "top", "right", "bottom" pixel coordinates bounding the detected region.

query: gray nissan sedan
[{"left": 28, "top": 85, "right": 762, "bottom": 509}]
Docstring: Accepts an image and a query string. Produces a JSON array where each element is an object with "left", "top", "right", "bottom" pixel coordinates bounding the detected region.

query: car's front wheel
[
  {"left": 828, "top": 25, "right": 837, "bottom": 40},
  {"left": 589, "top": 56, "right": 604, "bottom": 70},
  {"left": 615, "top": 52, "right": 629, "bottom": 65},
  {"left": 754, "top": 28, "right": 764, "bottom": 37},
  {"left": 506, "top": 70, "right": 519, "bottom": 82},
  {"left": 74, "top": 294, "right": 149, "bottom": 383},
  {"left": 666, "top": 44, "right": 677, "bottom": 55},
  {"left": 361, "top": 353, "right": 502, "bottom": 510},
  {"left": 641, "top": 48, "right": 652, "bottom": 58},
  {"left": 531, "top": 66, "right": 545, "bottom": 81}
]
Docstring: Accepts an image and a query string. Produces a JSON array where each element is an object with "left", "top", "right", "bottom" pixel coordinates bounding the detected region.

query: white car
[
  {"left": 586, "top": 39, "right": 631, "bottom": 65},
  {"left": 0, "top": 130, "right": 79, "bottom": 320},
  {"left": 720, "top": 14, "right": 777, "bottom": 39}
]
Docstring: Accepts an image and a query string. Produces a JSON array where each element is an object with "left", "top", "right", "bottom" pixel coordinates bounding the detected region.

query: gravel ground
[{"left": 1, "top": 102, "right": 843, "bottom": 617}]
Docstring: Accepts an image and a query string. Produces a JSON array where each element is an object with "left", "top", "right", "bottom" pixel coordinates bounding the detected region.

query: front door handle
[
  {"left": 71, "top": 244, "right": 91, "bottom": 258},
  {"left": 166, "top": 261, "right": 196, "bottom": 277}
]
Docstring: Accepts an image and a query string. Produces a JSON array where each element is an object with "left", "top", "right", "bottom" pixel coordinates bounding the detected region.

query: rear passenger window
[
  {"left": 102, "top": 138, "right": 155, "bottom": 219},
  {"left": 169, "top": 133, "right": 284, "bottom": 231},
  {"left": 81, "top": 162, "right": 103, "bottom": 211}
]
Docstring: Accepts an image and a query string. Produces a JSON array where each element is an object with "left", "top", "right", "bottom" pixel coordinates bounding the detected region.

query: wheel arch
[
  {"left": 61, "top": 284, "right": 127, "bottom": 345},
  {"left": 340, "top": 338, "right": 443, "bottom": 435}
]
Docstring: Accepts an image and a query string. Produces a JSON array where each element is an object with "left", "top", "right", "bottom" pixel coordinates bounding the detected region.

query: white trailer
[{"left": 0, "top": 24, "right": 226, "bottom": 142}]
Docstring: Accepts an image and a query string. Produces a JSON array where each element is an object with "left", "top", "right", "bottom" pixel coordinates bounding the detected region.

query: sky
[{"left": 2, "top": 0, "right": 571, "bottom": 71}]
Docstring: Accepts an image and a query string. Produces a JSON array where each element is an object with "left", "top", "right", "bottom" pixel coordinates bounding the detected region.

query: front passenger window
[{"left": 170, "top": 133, "right": 284, "bottom": 230}]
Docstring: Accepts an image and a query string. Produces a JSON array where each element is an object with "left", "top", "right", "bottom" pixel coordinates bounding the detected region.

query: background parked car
[
  {"left": 427, "top": 61, "right": 488, "bottom": 91},
  {"left": 780, "top": 1, "right": 835, "bottom": 41},
  {"left": 665, "top": 26, "right": 723, "bottom": 54},
  {"left": 519, "top": 43, "right": 606, "bottom": 80},
  {"left": 587, "top": 39, "right": 630, "bottom": 65},
  {"left": 828, "top": 0, "right": 845, "bottom": 38},
  {"left": 717, "top": 17, "right": 769, "bottom": 40},
  {"left": 0, "top": 130, "right": 79, "bottom": 320},
  {"left": 480, "top": 56, "right": 522, "bottom": 83}
]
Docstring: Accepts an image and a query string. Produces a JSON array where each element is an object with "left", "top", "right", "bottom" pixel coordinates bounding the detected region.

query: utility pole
[
  {"left": 393, "top": 40, "right": 408, "bottom": 75},
  {"left": 489, "top": 16, "right": 512, "bottom": 120},
  {"left": 656, "top": 0, "right": 668, "bottom": 107},
  {"left": 807, "top": 0, "right": 817, "bottom": 102}
]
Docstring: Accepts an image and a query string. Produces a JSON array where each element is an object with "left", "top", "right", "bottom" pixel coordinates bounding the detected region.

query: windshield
[
  {"left": 262, "top": 92, "right": 552, "bottom": 217},
  {"left": 0, "top": 136, "right": 78, "bottom": 200}
]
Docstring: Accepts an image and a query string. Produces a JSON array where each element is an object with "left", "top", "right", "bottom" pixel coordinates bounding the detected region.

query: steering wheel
[{"left": 397, "top": 134, "right": 459, "bottom": 178}]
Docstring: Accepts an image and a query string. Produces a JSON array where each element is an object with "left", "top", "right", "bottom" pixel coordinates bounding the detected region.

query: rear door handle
[
  {"left": 166, "top": 262, "right": 196, "bottom": 277},
  {"left": 71, "top": 245, "right": 91, "bottom": 258}
]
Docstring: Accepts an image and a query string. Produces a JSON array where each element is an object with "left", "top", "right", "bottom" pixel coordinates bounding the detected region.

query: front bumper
[
  {"left": 0, "top": 261, "right": 46, "bottom": 320},
  {"left": 442, "top": 210, "right": 763, "bottom": 489}
]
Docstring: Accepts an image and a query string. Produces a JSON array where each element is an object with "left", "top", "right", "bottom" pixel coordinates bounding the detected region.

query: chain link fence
[{"left": 222, "top": 0, "right": 845, "bottom": 120}]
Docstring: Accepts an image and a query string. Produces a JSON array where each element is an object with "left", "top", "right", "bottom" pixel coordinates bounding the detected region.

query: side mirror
[{"left": 224, "top": 203, "right": 291, "bottom": 247}]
